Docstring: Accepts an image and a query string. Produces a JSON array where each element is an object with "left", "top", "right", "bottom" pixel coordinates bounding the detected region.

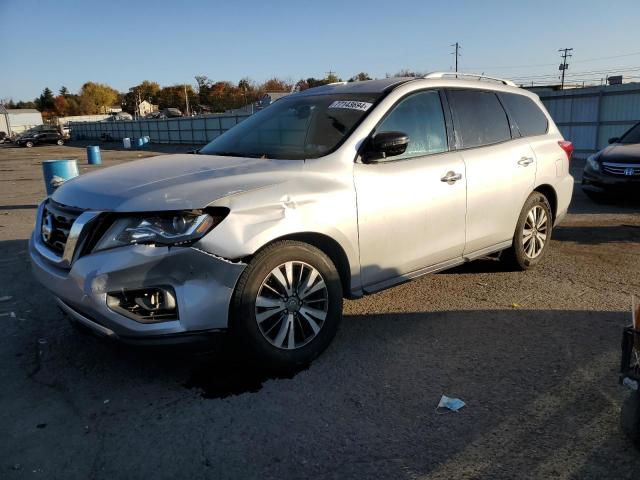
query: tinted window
[
  {"left": 375, "top": 90, "right": 447, "bottom": 160},
  {"left": 620, "top": 123, "right": 640, "bottom": 144},
  {"left": 499, "top": 93, "right": 548, "bottom": 137},
  {"left": 448, "top": 90, "right": 511, "bottom": 148},
  {"left": 200, "top": 93, "right": 381, "bottom": 159}
]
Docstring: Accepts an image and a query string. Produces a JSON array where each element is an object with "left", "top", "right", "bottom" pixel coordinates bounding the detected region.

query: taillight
[{"left": 558, "top": 140, "right": 573, "bottom": 161}]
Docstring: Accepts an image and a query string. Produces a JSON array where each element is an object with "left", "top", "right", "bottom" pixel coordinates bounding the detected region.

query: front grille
[
  {"left": 602, "top": 162, "right": 640, "bottom": 177},
  {"left": 41, "top": 200, "right": 83, "bottom": 255}
]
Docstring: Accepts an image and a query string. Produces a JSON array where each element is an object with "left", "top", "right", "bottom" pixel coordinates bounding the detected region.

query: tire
[
  {"left": 621, "top": 390, "right": 640, "bottom": 447},
  {"left": 503, "top": 192, "right": 553, "bottom": 270},
  {"left": 56, "top": 139, "right": 64, "bottom": 146},
  {"left": 231, "top": 240, "right": 343, "bottom": 370},
  {"left": 25, "top": 141, "right": 34, "bottom": 148}
]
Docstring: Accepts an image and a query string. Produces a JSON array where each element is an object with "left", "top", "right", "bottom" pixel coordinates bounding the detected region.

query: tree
[
  {"left": 349, "top": 72, "right": 372, "bottom": 82},
  {"left": 59, "top": 86, "right": 69, "bottom": 97},
  {"left": 325, "top": 73, "right": 341, "bottom": 84},
  {"left": 261, "top": 78, "right": 291, "bottom": 92},
  {"left": 54, "top": 96, "right": 69, "bottom": 116},
  {"left": 156, "top": 84, "right": 197, "bottom": 111},
  {"left": 79, "top": 82, "right": 119, "bottom": 114},
  {"left": 35, "top": 87, "right": 55, "bottom": 112},
  {"left": 393, "top": 69, "right": 424, "bottom": 78},
  {"left": 123, "top": 80, "right": 161, "bottom": 114}
]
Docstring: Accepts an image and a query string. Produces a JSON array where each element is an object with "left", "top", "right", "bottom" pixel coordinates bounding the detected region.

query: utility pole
[
  {"left": 558, "top": 47, "right": 573, "bottom": 90},
  {"left": 451, "top": 42, "right": 461, "bottom": 72}
]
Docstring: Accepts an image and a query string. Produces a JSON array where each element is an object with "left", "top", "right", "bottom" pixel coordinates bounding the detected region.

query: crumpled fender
[{"left": 195, "top": 170, "right": 361, "bottom": 291}]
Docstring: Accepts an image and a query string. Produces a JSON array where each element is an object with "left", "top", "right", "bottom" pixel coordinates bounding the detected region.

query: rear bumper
[{"left": 30, "top": 230, "right": 246, "bottom": 341}]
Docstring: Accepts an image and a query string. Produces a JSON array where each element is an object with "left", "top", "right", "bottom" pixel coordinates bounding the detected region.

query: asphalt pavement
[{"left": 0, "top": 142, "right": 639, "bottom": 479}]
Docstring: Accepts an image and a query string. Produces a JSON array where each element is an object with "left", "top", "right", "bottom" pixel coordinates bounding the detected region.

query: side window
[
  {"left": 498, "top": 93, "right": 549, "bottom": 137},
  {"left": 447, "top": 90, "right": 511, "bottom": 148},
  {"left": 376, "top": 90, "right": 448, "bottom": 160}
]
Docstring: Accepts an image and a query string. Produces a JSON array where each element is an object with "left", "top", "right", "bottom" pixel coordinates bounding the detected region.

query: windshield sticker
[{"left": 328, "top": 100, "right": 373, "bottom": 111}]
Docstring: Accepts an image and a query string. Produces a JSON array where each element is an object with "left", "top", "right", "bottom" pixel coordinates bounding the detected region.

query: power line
[
  {"left": 463, "top": 50, "right": 640, "bottom": 71},
  {"left": 509, "top": 64, "right": 640, "bottom": 81}
]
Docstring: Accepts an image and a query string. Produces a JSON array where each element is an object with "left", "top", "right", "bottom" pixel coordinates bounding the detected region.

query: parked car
[
  {"left": 16, "top": 127, "right": 65, "bottom": 147},
  {"left": 104, "top": 112, "right": 133, "bottom": 122},
  {"left": 583, "top": 121, "right": 640, "bottom": 200},
  {"left": 29, "top": 73, "right": 574, "bottom": 368},
  {"left": 158, "top": 108, "right": 182, "bottom": 118}
]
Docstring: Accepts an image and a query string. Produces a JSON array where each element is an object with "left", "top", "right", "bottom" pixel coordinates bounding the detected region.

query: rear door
[
  {"left": 354, "top": 89, "right": 466, "bottom": 290},
  {"left": 446, "top": 89, "right": 536, "bottom": 254}
]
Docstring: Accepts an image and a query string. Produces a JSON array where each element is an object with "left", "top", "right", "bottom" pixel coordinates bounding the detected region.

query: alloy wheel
[
  {"left": 522, "top": 205, "right": 548, "bottom": 259},
  {"left": 255, "top": 261, "right": 328, "bottom": 350}
]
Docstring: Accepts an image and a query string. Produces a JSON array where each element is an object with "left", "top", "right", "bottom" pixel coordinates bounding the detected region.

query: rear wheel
[
  {"left": 231, "top": 240, "right": 343, "bottom": 369},
  {"left": 503, "top": 192, "right": 553, "bottom": 270},
  {"left": 25, "top": 141, "right": 34, "bottom": 148},
  {"left": 56, "top": 139, "right": 64, "bottom": 146}
]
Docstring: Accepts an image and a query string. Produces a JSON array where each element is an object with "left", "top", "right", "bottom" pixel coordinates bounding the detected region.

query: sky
[{"left": 1, "top": 0, "right": 640, "bottom": 100}]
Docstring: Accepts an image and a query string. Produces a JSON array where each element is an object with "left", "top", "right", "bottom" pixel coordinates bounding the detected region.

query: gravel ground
[{"left": 0, "top": 141, "right": 639, "bottom": 479}]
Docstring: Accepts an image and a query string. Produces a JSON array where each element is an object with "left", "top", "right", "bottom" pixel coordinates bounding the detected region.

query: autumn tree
[
  {"left": 260, "top": 78, "right": 291, "bottom": 92},
  {"left": 156, "top": 84, "right": 197, "bottom": 112},
  {"left": 79, "top": 82, "right": 119, "bottom": 114}
]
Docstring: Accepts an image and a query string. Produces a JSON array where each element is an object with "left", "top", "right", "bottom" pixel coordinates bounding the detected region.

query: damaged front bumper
[{"left": 29, "top": 227, "right": 246, "bottom": 345}]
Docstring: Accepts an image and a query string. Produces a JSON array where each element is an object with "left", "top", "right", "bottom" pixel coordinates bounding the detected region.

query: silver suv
[{"left": 30, "top": 73, "right": 574, "bottom": 367}]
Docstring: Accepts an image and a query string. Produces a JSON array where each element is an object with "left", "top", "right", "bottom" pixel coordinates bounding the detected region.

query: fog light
[{"left": 107, "top": 286, "right": 178, "bottom": 323}]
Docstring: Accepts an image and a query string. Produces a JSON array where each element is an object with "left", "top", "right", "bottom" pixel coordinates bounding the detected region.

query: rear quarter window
[
  {"left": 498, "top": 93, "right": 548, "bottom": 137},
  {"left": 447, "top": 90, "right": 511, "bottom": 149}
]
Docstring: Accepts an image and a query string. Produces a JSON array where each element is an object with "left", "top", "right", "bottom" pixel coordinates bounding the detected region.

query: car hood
[
  {"left": 599, "top": 143, "right": 640, "bottom": 163},
  {"left": 52, "top": 154, "right": 304, "bottom": 212}
]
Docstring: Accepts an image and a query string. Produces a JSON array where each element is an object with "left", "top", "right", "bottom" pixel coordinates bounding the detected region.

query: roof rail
[{"left": 423, "top": 72, "right": 517, "bottom": 87}]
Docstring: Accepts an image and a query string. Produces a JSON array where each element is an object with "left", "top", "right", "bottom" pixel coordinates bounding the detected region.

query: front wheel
[
  {"left": 231, "top": 240, "right": 343, "bottom": 369},
  {"left": 56, "top": 139, "right": 64, "bottom": 146},
  {"left": 503, "top": 192, "right": 553, "bottom": 270},
  {"left": 25, "top": 141, "right": 34, "bottom": 148}
]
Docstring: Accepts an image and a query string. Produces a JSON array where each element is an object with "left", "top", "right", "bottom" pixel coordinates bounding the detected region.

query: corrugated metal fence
[
  {"left": 70, "top": 114, "right": 251, "bottom": 145},
  {"left": 536, "top": 82, "right": 640, "bottom": 158}
]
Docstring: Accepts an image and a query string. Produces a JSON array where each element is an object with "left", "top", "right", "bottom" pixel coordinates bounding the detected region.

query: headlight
[
  {"left": 586, "top": 154, "right": 600, "bottom": 172},
  {"left": 93, "top": 211, "right": 225, "bottom": 252}
]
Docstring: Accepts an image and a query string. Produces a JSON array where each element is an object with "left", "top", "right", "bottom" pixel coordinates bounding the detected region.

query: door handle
[
  {"left": 441, "top": 171, "right": 462, "bottom": 184},
  {"left": 518, "top": 156, "right": 534, "bottom": 166}
]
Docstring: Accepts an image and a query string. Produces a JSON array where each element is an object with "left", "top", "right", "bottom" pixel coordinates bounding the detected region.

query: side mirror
[
  {"left": 364, "top": 131, "right": 409, "bottom": 162},
  {"left": 608, "top": 137, "right": 619, "bottom": 144}
]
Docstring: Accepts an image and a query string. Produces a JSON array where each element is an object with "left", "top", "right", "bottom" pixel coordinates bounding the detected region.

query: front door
[{"left": 354, "top": 90, "right": 467, "bottom": 291}]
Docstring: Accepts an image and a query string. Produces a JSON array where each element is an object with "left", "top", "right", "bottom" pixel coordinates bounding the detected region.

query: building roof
[
  {"left": 6, "top": 108, "right": 41, "bottom": 114},
  {"left": 263, "top": 92, "right": 290, "bottom": 101}
]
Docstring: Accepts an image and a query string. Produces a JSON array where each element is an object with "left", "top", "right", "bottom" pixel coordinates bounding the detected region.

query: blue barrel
[
  {"left": 143, "top": 136, "right": 150, "bottom": 145},
  {"left": 42, "top": 160, "right": 79, "bottom": 195},
  {"left": 136, "top": 137, "right": 144, "bottom": 148},
  {"left": 86, "top": 145, "right": 102, "bottom": 165}
]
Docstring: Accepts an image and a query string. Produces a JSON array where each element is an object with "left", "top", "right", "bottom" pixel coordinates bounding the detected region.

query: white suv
[{"left": 30, "top": 73, "right": 574, "bottom": 368}]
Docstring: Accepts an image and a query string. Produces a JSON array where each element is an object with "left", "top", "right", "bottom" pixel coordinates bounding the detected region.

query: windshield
[
  {"left": 200, "top": 93, "right": 381, "bottom": 159},
  {"left": 620, "top": 123, "right": 640, "bottom": 144}
]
